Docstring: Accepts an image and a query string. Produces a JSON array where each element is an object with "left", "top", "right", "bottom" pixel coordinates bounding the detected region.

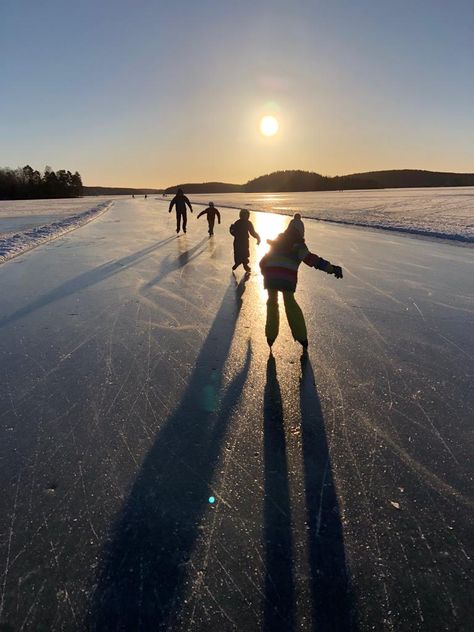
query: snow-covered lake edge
[
  {"left": 306, "top": 214, "right": 474, "bottom": 244},
  {"left": 186, "top": 200, "right": 473, "bottom": 245},
  {"left": 0, "top": 200, "right": 114, "bottom": 265},
  {"left": 183, "top": 187, "right": 474, "bottom": 245}
]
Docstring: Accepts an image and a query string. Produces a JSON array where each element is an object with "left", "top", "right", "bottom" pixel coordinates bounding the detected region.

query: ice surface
[{"left": 0, "top": 198, "right": 472, "bottom": 630}]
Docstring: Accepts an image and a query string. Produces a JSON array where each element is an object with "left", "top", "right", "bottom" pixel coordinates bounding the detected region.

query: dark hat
[{"left": 287, "top": 213, "right": 304, "bottom": 237}]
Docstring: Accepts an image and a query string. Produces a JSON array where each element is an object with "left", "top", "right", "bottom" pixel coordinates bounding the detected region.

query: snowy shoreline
[
  {"left": 303, "top": 213, "right": 474, "bottom": 244},
  {"left": 184, "top": 200, "right": 474, "bottom": 245},
  {"left": 0, "top": 200, "right": 114, "bottom": 264}
]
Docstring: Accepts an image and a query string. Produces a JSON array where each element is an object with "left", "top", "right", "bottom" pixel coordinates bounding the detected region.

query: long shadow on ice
[
  {"left": 91, "top": 275, "right": 250, "bottom": 630},
  {"left": 0, "top": 236, "right": 176, "bottom": 329},
  {"left": 143, "top": 237, "right": 208, "bottom": 289},
  {"left": 263, "top": 356, "right": 295, "bottom": 631},
  {"left": 299, "top": 356, "right": 357, "bottom": 631}
]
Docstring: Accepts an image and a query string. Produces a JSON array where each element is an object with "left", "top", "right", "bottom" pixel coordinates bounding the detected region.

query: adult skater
[
  {"left": 260, "top": 213, "right": 343, "bottom": 351},
  {"left": 197, "top": 202, "right": 221, "bottom": 236},
  {"left": 169, "top": 188, "right": 193, "bottom": 234},
  {"left": 229, "top": 209, "right": 260, "bottom": 273}
]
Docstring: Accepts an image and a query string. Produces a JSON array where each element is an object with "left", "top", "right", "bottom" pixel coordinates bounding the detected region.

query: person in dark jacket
[
  {"left": 169, "top": 188, "right": 193, "bottom": 234},
  {"left": 229, "top": 209, "right": 261, "bottom": 272},
  {"left": 197, "top": 202, "right": 221, "bottom": 236},
  {"left": 260, "top": 213, "right": 343, "bottom": 350}
]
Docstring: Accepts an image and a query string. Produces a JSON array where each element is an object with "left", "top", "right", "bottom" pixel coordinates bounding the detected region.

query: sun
[{"left": 259, "top": 115, "right": 279, "bottom": 137}]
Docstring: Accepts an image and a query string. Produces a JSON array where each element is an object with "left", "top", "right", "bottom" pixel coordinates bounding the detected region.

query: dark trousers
[
  {"left": 176, "top": 210, "right": 187, "bottom": 232},
  {"left": 208, "top": 217, "right": 215, "bottom": 234}
]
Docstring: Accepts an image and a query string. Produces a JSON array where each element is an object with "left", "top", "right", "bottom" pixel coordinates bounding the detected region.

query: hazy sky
[{"left": 1, "top": 0, "right": 473, "bottom": 187}]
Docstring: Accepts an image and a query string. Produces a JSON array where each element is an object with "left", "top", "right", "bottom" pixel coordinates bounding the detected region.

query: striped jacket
[{"left": 260, "top": 239, "right": 334, "bottom": 292}]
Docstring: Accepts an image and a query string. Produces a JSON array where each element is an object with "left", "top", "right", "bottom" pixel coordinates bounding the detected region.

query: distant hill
[
  {"left": 163, "top": 171, "right": 376, "bottom": 194},
  {"left": 346, "top": 169, "right": 474, "bottom": 189},
  {"left": 163, "top": 182, "right": 242, "bottom": 194},
  {"left": 83, "top": 186, "right": 162, "bottom": 196},
  {"left": 84, "top": 169, "right": 474, "bottom": 197},
  {"left": 164, "top": 169, "right": 474, "bottom": 194},
  {"left": 244, "top": 170, "right": 378, "bottom": 192}
]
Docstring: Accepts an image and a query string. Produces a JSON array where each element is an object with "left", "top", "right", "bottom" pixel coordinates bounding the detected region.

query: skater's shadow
[
  {"left": 262, "top": 355, "right": 356, "bottom": 631},
  {"left": 299, "top": 355, "right": 357, "bottom": 631},
  {"left": 0, "top": 236, "right": 176, "bottom": 329},
  {"left": 143, "top": 237, "right": 208, "bottom": 288},
  {"left": 263, "top": 355, "right": 295, "bottom": 631},
  {"left": 234, "top": 270, "right": 250, "bottom": 309},
  {"left": 91, "top": 278, "right": 251, "bottom": 630}
]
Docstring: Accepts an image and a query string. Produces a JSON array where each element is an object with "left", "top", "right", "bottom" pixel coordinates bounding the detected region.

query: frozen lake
[
  {"left": 1, "top": 188, "right": 473, "bottom": 243},
  {"left": 1, "top": 188, "right": 472, "bottom": 265},
  {"left": 0, "top": 198, "right": 472, "bottom": 630}
]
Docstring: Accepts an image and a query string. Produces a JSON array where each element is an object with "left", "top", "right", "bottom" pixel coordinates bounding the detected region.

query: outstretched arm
[
  {"left": 184, "top": 196, "right": 193, "bottom": 213},
  {"left": 168, "top": 198, "right": 176, "bottom": 213},
  {"left": 298, "top": 245, "right": 343, "bottom": 279},
  {"left": 248, "top": 221, "right": 261, "bottom": 245},
  {"left": 313, "top": 256, "right": 343, "bottom": 278},
  {"left": 216, "top": 209, "right": 221, "bottom": 224},
  {"left": 197, "top": 209, "right": 207, "bottom": 219}
]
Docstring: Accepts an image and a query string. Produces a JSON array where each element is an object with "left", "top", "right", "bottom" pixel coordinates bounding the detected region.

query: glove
[{"left": 332, "top": 265, "right": 343, "bottom": 279}]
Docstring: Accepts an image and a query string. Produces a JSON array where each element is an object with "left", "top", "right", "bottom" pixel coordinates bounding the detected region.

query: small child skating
[
  {"left": 260, "top": 213, "right": 343, "bottom": 351},
  {"left": 229, "top": 209, "right": 261, "bottom": 273},
  {"left": 197, "top": 202, "right": 221, "bottom": 236}
]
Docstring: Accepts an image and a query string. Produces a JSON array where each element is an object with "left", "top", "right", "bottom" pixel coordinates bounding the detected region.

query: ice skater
[
  {"left": 229, "top": 209, "right": 261, "bottom": 273},
  {"left": 169, "top": 188, "right": 193, "bottom": 234},
  {"left": 197, "top": 202, "right": 221, "bottom": 236},
  {"left": 259, "top": 213, "right": 343, "bottom": 351}
]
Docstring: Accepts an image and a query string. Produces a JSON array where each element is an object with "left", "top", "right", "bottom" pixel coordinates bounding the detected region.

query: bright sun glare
[{"left": 259, "top": 115, "right": 279, "bottom": 137}]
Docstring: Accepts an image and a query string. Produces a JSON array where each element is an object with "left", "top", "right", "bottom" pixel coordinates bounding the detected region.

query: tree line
[
  {"left": 243, "top": 170, "right": 378, "bottom": 192},
  {"left": 164, "top": 169, "right": 379, "bottom": 194},
  {"left": 164, "top": 168, "right": 474, "bottom": 194},
  {"left": 0, "top": 165, "right": 83, "bottom": 200}
]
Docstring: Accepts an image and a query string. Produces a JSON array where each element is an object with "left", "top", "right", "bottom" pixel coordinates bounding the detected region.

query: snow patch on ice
[{"left": 0, "top": 200, "right": 114, "bottom": 264}]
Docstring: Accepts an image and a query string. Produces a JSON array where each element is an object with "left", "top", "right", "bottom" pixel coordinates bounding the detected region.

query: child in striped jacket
[{"left": 259, "top": 214, "right": 343, "bottom": 350}]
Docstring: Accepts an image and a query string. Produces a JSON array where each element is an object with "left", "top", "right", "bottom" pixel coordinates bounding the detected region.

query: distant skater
[
  {"left": 169, "top": 188, "right": 193, "bottom": 234},
  {"left": 260, "top": 213, "right": 343, "bottom": 350},
  {"left": 229, "top": 209, "right": 261, "bottom": 273},
  {"left": 197, "top": 202, "right": 221, "bottom": 236}
]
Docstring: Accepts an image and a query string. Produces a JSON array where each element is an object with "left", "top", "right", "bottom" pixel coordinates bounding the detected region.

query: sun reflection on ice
[{"left": 253, "top": 212, "right": 288, "bottom": 302}]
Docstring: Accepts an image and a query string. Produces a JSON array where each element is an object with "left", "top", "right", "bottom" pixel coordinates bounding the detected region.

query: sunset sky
[{"left": 1, "top": 0, "right": 473, "bottom": 188}]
